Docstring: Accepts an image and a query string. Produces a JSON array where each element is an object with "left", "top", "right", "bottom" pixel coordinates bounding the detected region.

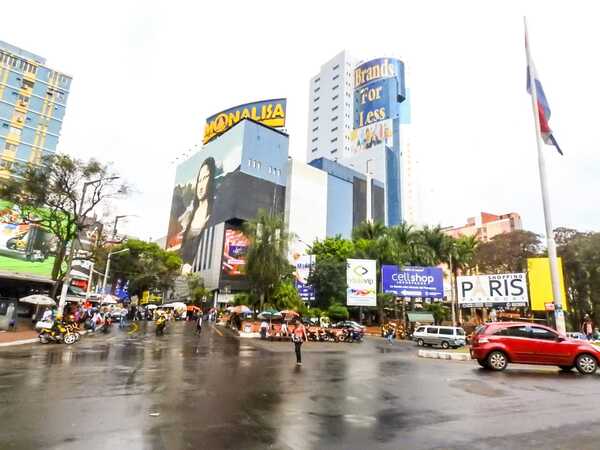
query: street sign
[{"left": 382, "top": 265, "right": 444, "bottom": 298}]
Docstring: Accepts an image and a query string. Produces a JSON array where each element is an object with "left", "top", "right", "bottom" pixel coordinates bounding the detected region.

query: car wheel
[
  {"left": 477, "top": 359, "right": 488, "bottom": 368},
  {"left": 417, "top": 338, "right": 424, "bottom": 347},
  {"left": 575, "top": 354, "right": 598, "bottom": 375},
  {"left": 558, "top": 365, "right": 574, "bottom": 372},
  {"left": 487, "top": 350, "right": 508, "bottom": 371},
  {"left": 441, "top": 341, "right": 450, "bottom": 349}
]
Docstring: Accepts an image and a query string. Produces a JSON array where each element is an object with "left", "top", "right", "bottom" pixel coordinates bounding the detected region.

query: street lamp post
[
  {"left": 57, "top": 176, "right": 119, "bottom": 316},
  {"left": 102, "top": 248, "right": 130, "bottom": 295}
]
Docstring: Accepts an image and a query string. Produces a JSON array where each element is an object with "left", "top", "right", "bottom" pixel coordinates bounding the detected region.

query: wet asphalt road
[{"left": 1, "top": 323, "right": 600, "bottom": 450}]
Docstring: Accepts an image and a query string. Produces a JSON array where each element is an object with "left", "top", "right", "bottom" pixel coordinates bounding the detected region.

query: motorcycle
[
  {"left": 345, "top": 328, "right": 364, "bottom": 343},
  {"left": 39, "top": 321, "right": 78, "bottom": 345},
  {"left": 102, "top": 316, "right": 113, "bottom": 334},
  {"left": 63, "top": 322, "right": 81, "bottom": 342},
  {"left": 155, "top": 316, "right": 167, "bottom": 336}
]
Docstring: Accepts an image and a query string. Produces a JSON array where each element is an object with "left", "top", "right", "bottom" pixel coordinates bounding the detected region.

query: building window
[
  {"left": 331, "top": 127, "right": 338, "bottom": 132},
  {"left": 331, "top": 149, "right": 338, "bottom": 154},
  {"left": 333, "top": 64, "right": 339, "bottom": 70},
  {"left": 314, "top": 96, "right": 320, "bottom": 102},
  {"left": 312, "top": 127, "right": 318, "bottom": 132},
  {"left": 4, "top": 143, "right": 17, "bottom": 152},
  {"left": 256, "top": 161, "right": 261, "bottom": 170},
  {"left": 313, "top": 106, "right": 319, "bottom": 112},
  {"left": 311, "top": 147, "right": 318, "bottom": 152},
  {"left": 314, "top": 77, "right": 320, "bottom": 83},
  {"left": 332, "top": 74, "right": 339, "bottom": 81},
  {"left": 332, "top": 105, "right": 338, "bottom": 111},
  {"left": 314, "top": 86, "right": 320, "bottom": 93},
  {"left": 9, "top": 127, "right": 21, "bottom": 137},
  {"left": 248, "top": 159, "right": 252, "bottom": 166},
  {"left": 332, "top": 94, "right": 339, "bottom": 101},
  {"left": 331, "top": 116, "right": 338, "bottom": 122},
  {"left": 312, "top": 137, "right": 318, "bottom": 142},
  {"left": 313, "top": 117, "right": 318, "bottom": 122},
  {"left": 332, "top": 85, "right": 339, "bottom": 91},
  {"left": 268, "top": 166, "right": 272, "bottom": 174},
  {"left": 331, "top": 138, "right": 338, "bottom": 143},
  {"left": 21, "top": 79, "right": 34, "bottom": 90}
]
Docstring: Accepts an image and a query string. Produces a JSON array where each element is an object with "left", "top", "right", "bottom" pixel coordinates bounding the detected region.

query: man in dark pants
[{"left": 292, "top": 321, "right": 308, "bottom": 366}]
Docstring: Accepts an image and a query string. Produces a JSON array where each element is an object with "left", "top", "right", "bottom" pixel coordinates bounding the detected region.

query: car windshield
[{"left": 456, "top": 329, "right": 465, "bottom": 336}]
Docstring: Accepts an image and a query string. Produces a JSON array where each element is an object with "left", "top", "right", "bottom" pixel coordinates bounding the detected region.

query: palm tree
[
  {"left": 418, "top": 225, "right": 452, "bottom": 266},
  {"left": 244, "top": 209, "right": 292, "bottom": 314},
  {"left": 352, "top": 221, "right": 387, "bottom": 241}
]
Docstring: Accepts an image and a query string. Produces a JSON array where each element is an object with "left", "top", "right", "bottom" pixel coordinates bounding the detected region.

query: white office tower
[
  {"left": 401, "top": 139, "right": 421, "bottom": 226},
  {"left": 306, "top": 51, "right": 358, "bottom": 162}
]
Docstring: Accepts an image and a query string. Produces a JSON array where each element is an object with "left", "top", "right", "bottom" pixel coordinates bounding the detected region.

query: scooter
[
  {"left": 102, "top": 316, "right": 113, "bottom": 334},
  {"left": 155, "top": 316, "right": 167, "bottom": 336},
  {"left": 39, "top": 321, "right": 77, "bottom": 345}
]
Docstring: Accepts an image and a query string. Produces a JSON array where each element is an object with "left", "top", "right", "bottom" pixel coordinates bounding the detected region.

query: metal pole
[
  {"left": 449, "top": 253, "right": 456, "bottom": 327},
  {"left": 57, "top": 183, "right": 88, "bottom": 317},
  {"left": 524, "top": 18, "right": 566, "bottom": 334},
  {"left": 102, "top": 253, "right": 112, "bottom": 294},
  {"left": 86, "top": 262, "right": 94, "bottom": 300}
]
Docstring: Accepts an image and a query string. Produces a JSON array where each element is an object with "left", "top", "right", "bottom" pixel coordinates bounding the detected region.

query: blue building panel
[
  {"left": 240, "top": 120, "right": 288, "bottom": 187},
  {"left": 326, "top": 175, "right": 353, "bottom": 238},
  {"left": 16, "top": 144, "right": 31, "bottom": 161}
]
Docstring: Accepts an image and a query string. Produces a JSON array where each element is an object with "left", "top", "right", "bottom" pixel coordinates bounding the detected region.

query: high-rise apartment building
[
  {"left": 0, "top": 40, "right": 71, "bottom": 179},
  {"left": 306, "top": 51, "right": 411, "bottom": 226},
  {"left": 306, "top": 51, "right": 357, "bottom": 162}
]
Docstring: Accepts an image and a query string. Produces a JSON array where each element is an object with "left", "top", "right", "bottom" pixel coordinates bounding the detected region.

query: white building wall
[
  {"left": 306, "top": 50, "right": 357, "bottom": 163},
  {"left": 284, "top": 159, "right": 328, "bottom": 254}
]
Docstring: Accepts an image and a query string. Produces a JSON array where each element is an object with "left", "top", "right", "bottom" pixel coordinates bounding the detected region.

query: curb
[
  {"left": 418, "top": 349, "right": 471, "bottom": 361},
  {"left": 0, "top": 338, "right": 38, "bottom": 348}
]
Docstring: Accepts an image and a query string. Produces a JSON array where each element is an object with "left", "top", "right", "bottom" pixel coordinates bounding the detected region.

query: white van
[{"left": 412, "top": 325, "right": 466, "bottom": 349}]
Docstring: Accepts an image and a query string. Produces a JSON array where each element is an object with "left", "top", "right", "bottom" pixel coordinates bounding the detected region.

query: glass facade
[{"left": 0, "top": 41, "right": 71, "bottom": 178}]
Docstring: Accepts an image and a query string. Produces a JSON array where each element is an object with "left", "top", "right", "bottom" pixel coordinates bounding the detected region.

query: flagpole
[{"left": 524, "top": 17, "right": 566, "bottom": 334}]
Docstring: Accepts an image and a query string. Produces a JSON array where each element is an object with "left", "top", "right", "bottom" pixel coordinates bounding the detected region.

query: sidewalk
[{"left": 0, "top": 329, "right": 38, "bottom": 347}]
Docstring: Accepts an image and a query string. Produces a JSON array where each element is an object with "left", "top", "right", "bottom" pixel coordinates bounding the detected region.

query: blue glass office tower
[{"left": 0, "top": 40, "right": 71, "bottom": 178}]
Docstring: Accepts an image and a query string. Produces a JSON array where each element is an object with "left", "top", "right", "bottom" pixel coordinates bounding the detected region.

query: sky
[{"left": 3, "top": 1, "right": 599, "bottom": 242}]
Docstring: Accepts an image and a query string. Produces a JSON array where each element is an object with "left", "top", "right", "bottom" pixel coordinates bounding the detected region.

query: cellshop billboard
[
  {"left": 353, "top": 58, "right": 405, "bottom": 129},
  {"left": 382, "top": 265, "right": 444, "bottom": 298}
]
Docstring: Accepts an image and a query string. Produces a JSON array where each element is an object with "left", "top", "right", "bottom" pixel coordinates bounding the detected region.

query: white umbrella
[
  {"left": 146, "top": 304, "right": 158, "bottom": 310},
  {"left": 19, "top": 295, "right": 55, "bottom": 306},
  {"left": 101, "top": 295, "right": 118, "bottom": 305}
]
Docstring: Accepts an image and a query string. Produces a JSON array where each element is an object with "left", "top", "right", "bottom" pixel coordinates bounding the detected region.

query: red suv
[{"left": 471, "top": 322, "right": 600, "bottom": 375}]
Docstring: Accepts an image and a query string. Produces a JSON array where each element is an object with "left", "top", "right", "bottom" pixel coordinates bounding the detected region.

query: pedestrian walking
[
  {"left": 292, "top": 321, "right": 308, "bottom": 366},
  {"left": 581, "top": 314, "right": 594, "bottom": 340},
  {"left": 260, "top": 320, "right": 269, "bottom": 339},
  {"left": 386, "top": 326, "right": 395, "bottom": 345},
  {"left": 281, "top": 321, "right": 288, "bottom": 337},
  {"left": 196, "top": 314, "right": 203, "bottom": 334}
]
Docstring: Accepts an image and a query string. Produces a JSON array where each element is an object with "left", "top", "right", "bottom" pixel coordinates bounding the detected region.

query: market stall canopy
[
  {"left": 407, "top": 312, "right": 435, "bottom": 323},
  {"left": 146, "top": 304, "right": 158, "bottom": 309},
  {"left": 258, "top": 311, "right": 282, "bottom": 320},
  {"left": 19, "top": 295, "right": 55, "bottom": 306},
  {"left": 279, "top": 310, "right": 300, "bottom": 319}
]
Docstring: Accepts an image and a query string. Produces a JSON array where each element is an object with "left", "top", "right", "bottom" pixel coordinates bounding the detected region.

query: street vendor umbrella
[
  {"left": 258, "top": 310, "right": 282, "bottom": 320},
  {"left": 19, "top": 294, "right": 55, "bottom": 306},
  {"left": 101, "top": 295, "right": 118, "bottom": 305},
  {"left": 187, "top": 305, "right": 201, "bottom": 312},
  {"left": 227, "top": 305, "right": 251, "bottom": 314},
  {"left": 279, "top": 310, "right": 300, "bottom": 319},
  {"left": 146, "top": 304, "right": 158, "bottom": 309}
]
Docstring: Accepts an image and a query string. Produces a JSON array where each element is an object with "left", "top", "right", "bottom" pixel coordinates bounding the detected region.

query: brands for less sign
[
  {"left": 353, "top": 58, "right": 405, "bottom": 128},
  {"left": 457, "top": 273, "right": 529, "bottom": 308}
]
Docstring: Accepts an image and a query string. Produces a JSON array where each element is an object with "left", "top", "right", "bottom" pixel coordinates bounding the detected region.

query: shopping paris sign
[
  {"left": 346, "top": 259, "right": 377, "bottom": 307},
  {"left": 457, "top": 273, "right": 529, "bottom": 308}
]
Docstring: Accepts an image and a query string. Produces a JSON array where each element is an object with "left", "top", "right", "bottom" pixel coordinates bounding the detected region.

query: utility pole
[{"left": 102, "top": 248, "right": 129, "bottom": 295}]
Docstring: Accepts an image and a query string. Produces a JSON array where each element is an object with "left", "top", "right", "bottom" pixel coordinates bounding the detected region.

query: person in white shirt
[{"left": 260, "top": 320, "right": 269, "bottom": 339}]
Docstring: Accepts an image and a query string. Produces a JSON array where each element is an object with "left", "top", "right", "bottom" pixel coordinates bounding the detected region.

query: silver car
[{"left": 413, "top": 325, "right": 466, "bottom": 349}]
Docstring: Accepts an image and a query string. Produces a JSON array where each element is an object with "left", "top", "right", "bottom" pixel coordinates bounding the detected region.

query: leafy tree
[
  {"left": 186, "top": 273, "right": 210, "bottom": 306},
  {"left": 101, "top": 239, "right": 182, "bottom": 297},
  {"left": 308, "top": 236, "right": 354, "bottom": 309},
  {"left": 0, "top": 154, "right": 126, "bottom": 282},
  {"left": 327, "top": 303, "right": 350, "bottom": 321},
  {"left": 473, "top": 230, "right": 542, "bottom": 274},
  {"left": 244, "top": 209, "right": 292, "bottom": 313},
  {"left": 423, "top": 302, "right": 450, "bottom": 325},
  {"left": 271, "top": 281, "right": 303, "bottom": 311}
]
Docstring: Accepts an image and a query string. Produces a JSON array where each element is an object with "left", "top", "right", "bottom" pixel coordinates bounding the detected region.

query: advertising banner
[
  {"left": 292, "top": 254, "right": 315, "bottom": 301},
  {"left": 527, "top": 257, "right": 568, "bottom": 311},
  {"left": 203, "top": 98, "right": 287, "bottom": 144},
  {"left": 349, "top": 120, "right": 393, "bottom": 156},
  {"left": 382, "top": 265, "right": 444, "bottom": 298},
  {"left": 346, "top": 258, "right": 376, "bottom": 306},
  {"left": 221, "top": 228, "right": 250, "bottom": 277},
  {"left": 0, "top": 201, "right": 57, "bottom": 278},
  {"left": 457, "top": 273, "right": 529, "bottom": 308}
]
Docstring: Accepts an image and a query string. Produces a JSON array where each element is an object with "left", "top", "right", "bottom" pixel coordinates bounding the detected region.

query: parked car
[
  {"left": 413, "top": 325, "right": 466, "bottom": 349},
  {"left": 471, "top": 321, "right": 600, "bottom": 374},
  {"left": 334, "top": 321, "right": 365, "bottom": 330}
]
